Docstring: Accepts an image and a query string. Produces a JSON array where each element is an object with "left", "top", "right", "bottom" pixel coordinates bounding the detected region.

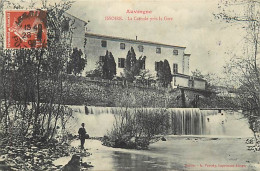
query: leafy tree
[
  {"left": 191, "top": 69, "right": 204, "bottom": 79},
  {"left": 67, "top": 47, "right": 86, "bottom": 75},
  {"left": 125, "top": 47, "right": 136, "bottom": 71},
  {"left": 157, "top": 59, "right": 172, "bottom": 87},
  {"left": 103, "top": 50, "right": 116, "bottom": 79},
  {"left": 88, "top": 50, "right": 116, "bottom": 79},
  {"left": 124, "top": 47, "right": 146, "bottom": 82},
  {"left": 215, "top": 0, "right": 260, "bottom": 145},
  {"left": 0, "top": 0, "right": 76, "bottom": 144},
  {"left": 191, "top": 69, "right": 222, "bottom": 90}
]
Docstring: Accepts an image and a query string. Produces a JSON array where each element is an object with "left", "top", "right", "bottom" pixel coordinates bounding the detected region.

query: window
[
  {"left": 189, "top": 76, "right": 194, "bottom": 88},
  {"left": 189, "top": 79, "right": 194, "bottom": 88},
  {"left": 101, "top": 40, "right": 107, "bottom": 47},
  {"left": 99, "top": 56, "right": 105, "bottom": 63},
  {"left": 155, "top": 61, "right": 162, "bottom": 71},
  {"left": 138, "top": 45, "right": 144, "bottom": 52},
  {"left": 173, "top": 63, "right": 178, "bottom": 74},
  {"left": 120, "top": 43, "right": 125, "bottom": 49},
  {"left": 173, "top": 50, "right": 178, "bottom": 55},
  {"left": 141, "top": 59, "right": 145, "bottom": 69},
  {"left": 156, "top": 47, "right": 161, "bottom": 54},
  {"left": 118, "top": 58, "right": 125, "bottom": 68}
]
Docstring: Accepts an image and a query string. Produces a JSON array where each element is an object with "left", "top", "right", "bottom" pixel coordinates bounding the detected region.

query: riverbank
[
  {"left": 0, "top": 136, "right": 93, "bottom": 171},
  {"left": 56, "top": 136, "right": 260, "bottom": 171}
]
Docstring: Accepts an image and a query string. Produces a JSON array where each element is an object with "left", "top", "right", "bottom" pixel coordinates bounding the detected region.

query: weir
[{"left": 67, "top": 106, "right": 252, "bottom": 137}]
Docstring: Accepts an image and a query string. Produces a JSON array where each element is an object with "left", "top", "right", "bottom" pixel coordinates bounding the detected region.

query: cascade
[{"left": 68, "top": 106, "right": 252, "bottom": 137}]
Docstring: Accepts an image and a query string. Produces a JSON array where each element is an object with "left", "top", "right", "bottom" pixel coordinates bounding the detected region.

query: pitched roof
[{"left": 85, "top": 32, "right": 186, "bottom": 49}]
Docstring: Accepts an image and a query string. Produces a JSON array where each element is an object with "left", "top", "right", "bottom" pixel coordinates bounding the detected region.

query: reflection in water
[
  {"left": 111, "top": 151, "right": 180, "bottom": 171},
  {"left": 84, "top": 136, "right": 258, "bottom": 171},
  {"left": 82, "top": 139, "right": 184, "bottom": 171},
  {"left": 88, "top": 147, "right": 184, "bottom": 171},
  {"left": 63, "top": 107, "right": 256, "bottom": 171}
]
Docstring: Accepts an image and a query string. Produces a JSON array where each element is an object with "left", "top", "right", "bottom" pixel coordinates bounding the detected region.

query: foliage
[
  {"left": 191, "top": 69, "right": 204, "bottom": 79},
  {"left": 102, "top": 83, "right": 171, "bottom": 149},
  {"left": 102, "top": 50, "right": 116, "bottom": 79},
  {"left": 0, "top": 1, "right": 75, "bottom": 143},
  {"left": 59, "top": 75, "right": 181, "bottom": 107},
  {"left": 87, "top": 50, "right": 116, "bottom": 79},
  {"left": 191, "top": 69, "right": 222, "bottom": 90},
  {"left": 215, "top": 0, "right": 260, "bottom": 144},
  {"left": 67, "top": 48, "right": 86, "bottom": 76},
  {"left": 157, "top": 59, "right": 172, "bottom": 87},
  {"left": 124, "top": 47, "right": 146, "bottom": 82},
  {"left": 134, "top": 69, "right": 154, "bottom": 86},
  {"left": 103, "top": 107, "right": 170, "bottom": 149}
]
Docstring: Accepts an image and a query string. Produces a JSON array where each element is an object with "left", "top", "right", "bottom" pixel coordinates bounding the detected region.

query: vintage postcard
[{"left": 0, "top": 0, "right": 260, "bottom": 170}]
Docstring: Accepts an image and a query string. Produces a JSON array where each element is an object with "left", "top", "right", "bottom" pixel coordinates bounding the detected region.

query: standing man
[{"left": 78, "top": 123, "right": 86, "bottom": 149}]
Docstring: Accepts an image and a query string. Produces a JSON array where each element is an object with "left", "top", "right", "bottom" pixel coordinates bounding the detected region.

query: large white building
[{"left": 66, "top": 13, "right": 206, "bottom": 90}]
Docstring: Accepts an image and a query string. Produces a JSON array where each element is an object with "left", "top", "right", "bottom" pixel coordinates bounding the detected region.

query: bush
[{"left": 102, "top": 108, "right": 170, "bottom": 149}]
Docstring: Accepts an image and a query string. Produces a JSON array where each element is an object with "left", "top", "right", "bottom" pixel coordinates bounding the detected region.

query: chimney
[{"left": 136, "top": 36, "right": 137, "bottom": 40}]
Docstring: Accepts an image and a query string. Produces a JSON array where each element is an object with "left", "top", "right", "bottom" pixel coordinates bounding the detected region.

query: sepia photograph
[{"left": 0, "top": 0, "right": 260, "bottom": 170}]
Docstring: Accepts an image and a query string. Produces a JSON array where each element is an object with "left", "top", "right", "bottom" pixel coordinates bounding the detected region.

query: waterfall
[
  {"left": 168, "top": 108, "right": 206, "bottom": 135},
  {"left": 86, "top": 106, "right": 207, "bottom": 135},
  {"left": 67, "top": 106, "right": 252, "bottom": 137}
]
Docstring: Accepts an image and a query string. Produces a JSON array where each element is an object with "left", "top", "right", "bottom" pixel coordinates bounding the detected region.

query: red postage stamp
[{"left": 5, "top": 10, "right": 47, "bottom": 49}]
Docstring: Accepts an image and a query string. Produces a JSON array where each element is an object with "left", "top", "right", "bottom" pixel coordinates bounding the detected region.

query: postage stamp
[{"left": 5, "top": 10, "right": 47, "bottom": 49}]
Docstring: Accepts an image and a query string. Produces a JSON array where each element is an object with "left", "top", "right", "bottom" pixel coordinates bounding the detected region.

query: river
[{"left": 53, "top": 106, "right": 259, "bottom": 170}]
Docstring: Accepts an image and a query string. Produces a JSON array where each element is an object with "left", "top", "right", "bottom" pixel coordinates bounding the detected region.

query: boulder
[
  {"left": 62, "top": 154, "right": 81, "bottom": 171},
  {"left": 161, "top": 137, "right": 167, "bottom": 141},
  {"left": 81, "top": 162, "right": 93, "bottom": 168}
]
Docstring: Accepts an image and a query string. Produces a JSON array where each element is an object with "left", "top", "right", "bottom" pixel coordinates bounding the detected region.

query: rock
[
  {"left": 62, "top": 154, "right": 81, "bottom": 171},
  {"left": 16, "top": 148, "right": 24, "bottom": 153},
  {"left": 161, "top": 137, "right": 166, "bottom": 141},
  {"left": 31, "top": 146, "right": 38, "bottom": 152},
  {"left": 11, "top": 167, "right": 19, "bottom": 171},
  {"left": 15, "top": 156, "right": 22, "bottom": 162},
  {"left": 81, "top": 162, "right": 93, "bottom": 168},
  {"left": 0, "top": 158, "right": 5, "bottom": 164},
  {"left": 7, "top": 151, "right": 16, "bottom": 157},
  {"left": 68, "top": 134, "right": 74, "bottom": 140},
  {"left": 5, "top": 146, "right": 11, "bottom": 150},
  {"left": 45, "top": 159, "right": 52, "bottom": 165},
  {"left": 51, "top": 166, "right": 57, "bottom": 169},
  {"left": 56, "top": 165, "right": 63, "bottom": 169}
]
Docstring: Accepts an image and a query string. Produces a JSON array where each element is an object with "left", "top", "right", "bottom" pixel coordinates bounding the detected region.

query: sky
[
  {"left": 67, "top": 0, "right": 246, "bottom": 76},
  {"left": 0, "top": 0, "right": 246, "bottom": 76}
]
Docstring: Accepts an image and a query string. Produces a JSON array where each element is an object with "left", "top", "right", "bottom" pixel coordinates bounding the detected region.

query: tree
[
  {"left": 88, "top": 50, "right": 116, "bottom": 79},
  {"left": 0, "top": 0, "right": 76, "bottom": 144},
  {"left": 125, "top": 47, "right": 136, "bottom": 71},
  {"left": 124, "top": 47, "right": 146, "bottom": 82},
  {"left": 157, "top": 59, "right": 172, "bottom": 87},
  {"left": 67, "top": 47, "right": 86, "bottom": 75},
  {"left": 104, "top": 51, "right": 116, "bottom": 79},
  {"left": 191, "top": 69, "right": 204, "bottom": 79},
  {"left": 191, "top": 69, "right": 222, "bottom": 90},
  {"left": 215, "top": 0, "right": 260, "bottom": 146}
]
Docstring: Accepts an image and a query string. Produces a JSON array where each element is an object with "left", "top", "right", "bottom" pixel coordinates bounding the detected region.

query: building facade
[
  {"left": 84, "top": 33, "right": 188, "bottom": 75},
  {"left": 67, "top": 13, "right": 206, "bottom": 90}
]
